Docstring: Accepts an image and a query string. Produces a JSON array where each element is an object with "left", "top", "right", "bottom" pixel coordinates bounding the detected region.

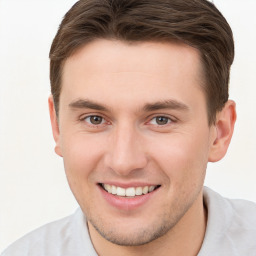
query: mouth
[{"left": 99, "top": 183, "right": 161, "bottom": 197}]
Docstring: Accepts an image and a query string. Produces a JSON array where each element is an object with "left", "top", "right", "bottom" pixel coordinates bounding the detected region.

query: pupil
[
  {"left": 90, "top": 116, "right": 102, "bottom": 124},
  {"left": 156, "top": 117, "right": 168, "bottom": 125}
]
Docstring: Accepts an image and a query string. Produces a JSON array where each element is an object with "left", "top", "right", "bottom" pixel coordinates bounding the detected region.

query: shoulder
[
  {"left": 204, "top": 186, "right": 256, "bottom": 225},
  {"left": 200, "top": 187, "right": 256, "bottom": 256},
  {"left": 1, "top": 208, "right": 96, "bottom": 256}
]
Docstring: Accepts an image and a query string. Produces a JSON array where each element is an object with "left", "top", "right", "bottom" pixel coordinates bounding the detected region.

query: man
[{"left": 2, "top": 0, "right": 256, "bottom": 255}]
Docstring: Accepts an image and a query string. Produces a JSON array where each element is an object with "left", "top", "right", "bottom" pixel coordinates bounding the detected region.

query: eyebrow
[
  {"left": 69, "top": 98, "right": 189, "bottom": 112},
  {"left": 143, "top": 100, "right": 189, "bottom": 112},
  {"left": 69, "top": 99, "right": 108, "bottom": 111}
]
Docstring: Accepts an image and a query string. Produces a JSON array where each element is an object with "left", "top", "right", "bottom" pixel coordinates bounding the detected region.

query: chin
[{"left": 87, "top": 210, "right": 183, "bottom": 247}]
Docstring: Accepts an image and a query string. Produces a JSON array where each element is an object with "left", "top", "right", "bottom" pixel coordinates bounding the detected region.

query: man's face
[{"left": 53, "top": 39, "right": 217, "bottom": 245}]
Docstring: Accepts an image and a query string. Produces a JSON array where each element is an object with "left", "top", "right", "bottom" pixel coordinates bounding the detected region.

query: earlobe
[
  {"left": 48, "top": 96, "right": 63, "bottom": 157},
  {"left": 208, "top": 100, "right": 236, "bottom": 162}
]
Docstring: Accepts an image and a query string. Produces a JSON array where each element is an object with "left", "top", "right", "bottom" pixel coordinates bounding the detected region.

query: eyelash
[
  {"left": 80, "top": 114, "right": 175, "bottom": 129},
  {"left": 147, "top": 116, "right": 173, "bottom": 126},
  {"left": 80, "top": 115, "right": 109, "bottom": 128}
]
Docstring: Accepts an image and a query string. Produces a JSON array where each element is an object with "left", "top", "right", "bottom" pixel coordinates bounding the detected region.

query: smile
[{"left": 100, "top": 183, "right": 161, "bottom": 197}]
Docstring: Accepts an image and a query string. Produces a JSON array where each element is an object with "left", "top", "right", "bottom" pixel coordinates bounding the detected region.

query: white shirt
[{"left": 2, "top": 187, "right": 256, "bottom": 256}]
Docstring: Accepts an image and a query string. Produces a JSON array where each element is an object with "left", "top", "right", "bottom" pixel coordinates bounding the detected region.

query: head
[
  {"left": 50, "top": 0, "right": 234, "bottom": 125},
  {"left": 48, "top": 0, "right": 236, "bottom": 251}
]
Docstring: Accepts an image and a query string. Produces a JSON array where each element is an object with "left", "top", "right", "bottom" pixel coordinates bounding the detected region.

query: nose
[{"left": 104, "top": 123, "right": 148, "bottom": 176}]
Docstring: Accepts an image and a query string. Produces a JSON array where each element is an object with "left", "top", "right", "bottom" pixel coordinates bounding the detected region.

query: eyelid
[
  {"left": 79, "top": 113, "right": 110, "bottom": 126},
  {"left": 146, "top": 114, "right": 177, "bottom": 126},
  {"left": 78, "top": 113, "right": 177, "bottom": 127}
]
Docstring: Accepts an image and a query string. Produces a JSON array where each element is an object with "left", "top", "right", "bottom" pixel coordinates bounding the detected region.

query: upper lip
[{"left": 98, "top": 182, "right": 160, "bottom": 188}]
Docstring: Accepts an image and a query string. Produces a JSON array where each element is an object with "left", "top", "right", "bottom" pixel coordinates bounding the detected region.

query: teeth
[
  {"left": 142, "top": 186, "right": 149, "bottom": 194},
  {"left": 104, "top": 184, "right": 112, "bottom": 193},
  {"left": 111, "top": 185, "right": 117, "bottom": 195},
  {"left": 102, "top": 184, "right": 158, "bottom": 197},
  {"left": 126, "top": 187, "right": 135, "bottom": 197},
  {"left": 135, "top": 187, "right": 143, "bottom": 196},
  {"left": 116, "top": 187, "right": 126, "bottom": 196},
  {"left": 149, "top": 186, "right": 155, "bottom": 192}
]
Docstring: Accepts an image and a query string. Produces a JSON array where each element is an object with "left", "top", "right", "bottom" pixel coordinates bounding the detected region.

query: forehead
[
  {"left": 61, "top": 39, "right": 206, "bottom": 111},
  {"left": 64, "top": 39, "right": 203, "bottom": 76}
]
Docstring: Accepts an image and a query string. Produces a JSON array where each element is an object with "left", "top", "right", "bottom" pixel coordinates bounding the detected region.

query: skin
[{"left": 49, "top": 39, "right": 236, "bottom": 256}]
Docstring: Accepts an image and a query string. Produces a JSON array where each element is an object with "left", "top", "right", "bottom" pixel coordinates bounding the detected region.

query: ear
[
  {"left": 48, "top": 96, "right": 63, "bottom": 157},
  {"left": 208, "top": 100, "right": 236, "bottom": 162}
]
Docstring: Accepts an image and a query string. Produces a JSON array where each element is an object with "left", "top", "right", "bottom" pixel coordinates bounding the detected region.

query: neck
[{"left": 88, "top": 191, "right": 207, "bottom": 256}]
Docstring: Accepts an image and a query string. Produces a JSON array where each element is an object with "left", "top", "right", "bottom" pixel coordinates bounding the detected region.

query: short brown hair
[{"left": 50, "top": 0, "right": 234, "bottom": 124}]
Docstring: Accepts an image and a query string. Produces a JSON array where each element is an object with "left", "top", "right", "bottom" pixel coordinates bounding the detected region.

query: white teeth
[
  {"left": 135, "top": 187, "right": 143, "bottom": 196},
  {"left": 126, "top": 187, "right": 135, "bottom": 197},
  {"left": 142, "top": 186, "right": 149, "bottom": 194},
  {"left": 116, "top": 187, "right": 126, "bottom": 196},
  {"left": 104, "top": 184, "right": 112, "bottom": 193},
  {"left": 149, "top": 186, "right": 155, "bottom": 192},
  {"left": 102, "top": 184, "right": 158, "bottom": 197},
  {"left": 111, "top": 185, "right": 117, "bottom": 195}
]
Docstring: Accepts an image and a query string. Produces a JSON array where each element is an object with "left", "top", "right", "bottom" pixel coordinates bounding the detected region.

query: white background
[{"left": 0, "top": 0, "right": 255, "bottom": 253}]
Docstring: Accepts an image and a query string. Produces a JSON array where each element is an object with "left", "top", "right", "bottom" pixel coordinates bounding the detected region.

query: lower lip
[{"left": 98, "top": 185, "right": 159, "bottom": 211}]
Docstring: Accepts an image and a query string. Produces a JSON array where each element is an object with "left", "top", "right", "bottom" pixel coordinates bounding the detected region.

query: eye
[
  {"left": 149, "top": 116, "right": 172, "bottom": 126},
  {"left": 84, "top": 115, "right": 105, "bottom": 125}
]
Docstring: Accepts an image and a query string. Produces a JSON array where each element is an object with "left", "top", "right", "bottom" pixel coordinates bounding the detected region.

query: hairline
[{"left": 54, "top": 37, "right": 214, "bottom": 125}]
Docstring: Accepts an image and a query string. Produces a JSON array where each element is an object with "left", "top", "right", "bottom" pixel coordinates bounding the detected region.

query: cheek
[
  {"left": 60, "top": 133, "right": 106, "bottom": 183},
  {"left": 60, "top": 133, "right": 107, "bottom": 210},
  {"left": 149, "top": 131, "right": 210, "bottom": 185}
]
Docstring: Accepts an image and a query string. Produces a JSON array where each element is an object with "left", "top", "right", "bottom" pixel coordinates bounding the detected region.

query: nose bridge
[{"left": 106, "top": 121, "right": 147, "bottom": 176}]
